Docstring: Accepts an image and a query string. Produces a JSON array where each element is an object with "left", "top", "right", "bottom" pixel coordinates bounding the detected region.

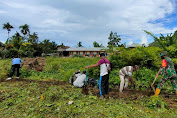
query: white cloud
[
  {"left": 128, "top": 40, "right": 133, "bottom": 45},
  {"left": 140, "top": 35, "right": 148, "bottom": 46},
  {"left": 0, "top": 0, "right": 176, "bottom": 47},
  {"left": 1, "top": 41, "right": 5, "bottom": 43},
  {"left": 0, "top": 10, "right": 7, "bottom": 14}
]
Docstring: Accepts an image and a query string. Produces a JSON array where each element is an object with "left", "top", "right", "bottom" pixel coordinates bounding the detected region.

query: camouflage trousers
[{"left": 157, "top": 74, "right": 177, "bottom": 91}]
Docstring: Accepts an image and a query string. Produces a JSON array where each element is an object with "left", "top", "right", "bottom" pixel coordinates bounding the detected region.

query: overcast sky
[{"left": 0, "top": 0, "right": 177, "bottom": 47}]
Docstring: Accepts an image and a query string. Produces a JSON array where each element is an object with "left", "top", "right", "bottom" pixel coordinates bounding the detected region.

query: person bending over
[
  {"left": 118, "top": 65, "right": 139, "bottom": 93},
  {"left": 7, "top": 55, "right": 23, "bottom": 80},
  {"left": 73, "top": 71, "right": 86, "bottom": 88}
]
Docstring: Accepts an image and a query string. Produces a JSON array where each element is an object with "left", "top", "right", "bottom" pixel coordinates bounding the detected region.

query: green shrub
[
  {"left": 109, "top": 69, "right": 120, "bottom": 87},
  {"left": 133, "top": 67, "right": 157, "bottom": 90},
  {"left": 110, "top": 47, "right": 162, "bottom": 69},
  {"left": 172, "top": 58, "right": 177, "bottom": 70}
]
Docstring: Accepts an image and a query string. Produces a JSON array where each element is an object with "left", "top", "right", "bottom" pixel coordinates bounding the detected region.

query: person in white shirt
[
  {"left": 119, "top": 65, "right": 139, "bottom": 93},
  {"left": 69, "top": 70, "right": 81, "bottom": 85},
  {"left": 73, "top": 71, "right": 86, "bottom": 88},
  {"left": 85, "top": 53, "right": 110, "bottom": 98}
]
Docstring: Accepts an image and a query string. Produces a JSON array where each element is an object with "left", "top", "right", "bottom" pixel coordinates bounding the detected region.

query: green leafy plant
[{"left": 145, "top": 96, "right": 167, "bottom": 109}]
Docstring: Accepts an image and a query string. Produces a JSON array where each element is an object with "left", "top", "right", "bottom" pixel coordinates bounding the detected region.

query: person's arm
[
  {"left": 129, "top": 76, "right": 134, "bottom": 86},
  {"left": 127, "top": 71, "right": 132, "bottom": 77},
  {"left": 155, "top": 67, "right": 163, "bottom": 79},
  {"left": 85, "top": 63, "right": 99, "bottom": 69}
]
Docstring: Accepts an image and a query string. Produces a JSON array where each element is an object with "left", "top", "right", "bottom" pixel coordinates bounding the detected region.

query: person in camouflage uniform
[{"left": 154, "top": 51, "right": 177, "bottom": 96}]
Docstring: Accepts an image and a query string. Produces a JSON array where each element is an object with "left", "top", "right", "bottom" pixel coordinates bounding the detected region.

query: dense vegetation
[
  {"left": 0, "top": 56, "right": 177, "bottom": 117},
  {"left": 1, "top": 22, "right": 58, "bottom": 58}
]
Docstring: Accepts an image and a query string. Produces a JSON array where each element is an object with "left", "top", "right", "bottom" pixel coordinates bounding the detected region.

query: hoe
[
  {"left": 82, "top": 69, "right": 89, "bottom": 95},
  {"left": 151, "top": 68, "right": 161, "bottom": 93}
]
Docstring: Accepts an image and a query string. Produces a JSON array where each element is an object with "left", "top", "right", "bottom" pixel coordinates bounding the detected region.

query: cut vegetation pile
[{"left": 22, "top": 57, "right": 45, "bottom": 71}]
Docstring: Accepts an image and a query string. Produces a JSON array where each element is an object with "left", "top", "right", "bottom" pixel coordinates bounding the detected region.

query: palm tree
[
  {"left": 19, "top": 24, "right": 30, "bottom": 40},
  {"left": 3, "top": 22, "right": 14, "bottom": 39},
  {"left": 28, "top": 32, "right": 38, "bottom": 44},
  {"left": 9, "top": 32, "right": 27, "bottom": 56}
]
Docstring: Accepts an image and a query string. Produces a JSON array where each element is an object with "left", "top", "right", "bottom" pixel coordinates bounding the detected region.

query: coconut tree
[
  {"left": 19, "top": 24, "right": 30, "bottom": 40},
  {"left": 3, "top": 22, "right": 14, "bottom": 39},
  {"left": 28, "top": 32, "right": 38, "bottom": 44}
]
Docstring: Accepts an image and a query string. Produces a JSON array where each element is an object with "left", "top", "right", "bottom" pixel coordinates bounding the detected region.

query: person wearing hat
[
  {"left": 118, "top": 65, "right": 139, "bottom": 93},
  {"left": 85, "top": 53, "right": 110, "bottom": 99},
  {"left": 154, "top": 51, "right": 177, "bottom": 96}
]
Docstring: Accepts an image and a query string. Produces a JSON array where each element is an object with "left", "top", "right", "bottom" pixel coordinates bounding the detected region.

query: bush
[
  {"left": 133, "top": 67, "right": 157, "bottom": 90},
  {"left": 109, "top": 69, "right": 120, "bottom": 87},
  {"left": 110, "top": 47, "right": 162, "bottom": 69},
  {"left": 172, "top": 58, "right": 177, "bottom": 70}
]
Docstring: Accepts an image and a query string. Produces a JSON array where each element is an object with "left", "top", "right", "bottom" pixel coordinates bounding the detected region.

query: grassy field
[{"left": 0, "top": 57, "right": 177, "bottom": 118}]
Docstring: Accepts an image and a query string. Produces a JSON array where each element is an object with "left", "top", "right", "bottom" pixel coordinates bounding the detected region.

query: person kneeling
[
  {"left": 69, "top": 70, "right": 81, "bottom": 85},
  {"left": 73, "top": 71, "right": 86, "bottom": 88}
]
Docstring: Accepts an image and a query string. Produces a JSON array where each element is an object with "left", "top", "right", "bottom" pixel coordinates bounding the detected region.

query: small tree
[
  {"left": 28, "top": 32, "right": 38, "bottom": 44},
  {"left": 77, "top": 41, "right": 83, "bottom": 47},
  {"left": 108, "top": 31, "right": 121, "bottom": 47},
  {"left": 40, "top": 39, "right": 58, "bottom": 54},
  {"left": 93, "top": 41, "right": 103, "bottom": 47},
  {"left": 6, "top": 32, "right": 26, "bottom": 57}
]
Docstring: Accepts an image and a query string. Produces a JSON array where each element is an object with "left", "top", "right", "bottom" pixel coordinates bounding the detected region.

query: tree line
[
  {"left": 1, "top": 22, "right": 124, "bottom": 58},
  {"left": 1, "top": 22, "right": 58, "bottom": 58},
  {"left": 77, "top": 31, "right": 123, "bottom": 48}
]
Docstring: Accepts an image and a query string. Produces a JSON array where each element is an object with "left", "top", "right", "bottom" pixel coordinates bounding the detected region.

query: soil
[
  {"left": 1, "top": 78, "right": 177, "bottom": 109},
  {"left": 22, "top": 57, "right": 45, "bottom": 71},
  {"left": 89, "top": 86, "right": 177, "bottom": 109}
]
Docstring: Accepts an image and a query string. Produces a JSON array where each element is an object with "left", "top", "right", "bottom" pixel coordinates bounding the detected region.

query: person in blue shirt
[{"left": 6, "top": 55, "right": 23, "bottom": 80}]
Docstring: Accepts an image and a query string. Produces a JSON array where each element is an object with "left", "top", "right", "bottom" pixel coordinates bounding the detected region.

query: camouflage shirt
[{"left": 159, "top": 57, "right": 177, "bottom": 78}]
